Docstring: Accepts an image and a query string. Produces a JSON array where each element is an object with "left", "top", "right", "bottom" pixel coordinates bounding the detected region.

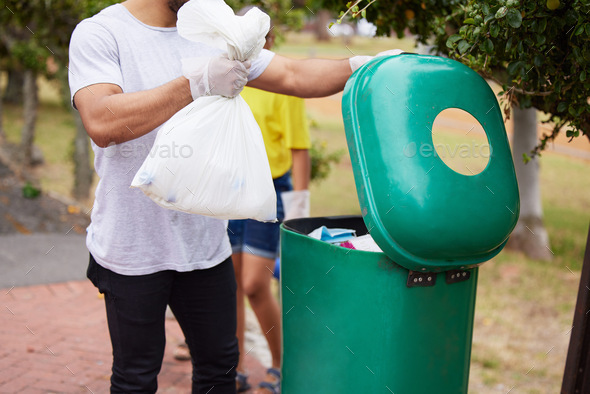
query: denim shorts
[{"left": 228, "top": 172, "right": 292, "bottom": 259}]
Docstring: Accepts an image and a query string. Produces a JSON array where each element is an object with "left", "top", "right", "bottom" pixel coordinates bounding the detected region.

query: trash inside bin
[{"left": 280, "top": 54, "right": 519, "bottom": 394}]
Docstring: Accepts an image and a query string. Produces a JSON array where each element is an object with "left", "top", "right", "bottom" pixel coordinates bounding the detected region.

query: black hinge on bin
[
  {"left": 407, "top": 271, "right": 437, "bottom": 288},
  {"left": 446, "top": 270, "right": 471, "bottom": 284}
]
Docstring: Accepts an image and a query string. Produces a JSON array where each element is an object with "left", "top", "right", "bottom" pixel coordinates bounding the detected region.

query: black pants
[{"left": 87, "top": 254, "right": 238, "bottom": 393}]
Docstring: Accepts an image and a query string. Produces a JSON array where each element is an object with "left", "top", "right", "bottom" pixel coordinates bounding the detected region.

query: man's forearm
[
  {"left": 75, "top": 77, "right": 193, "bottom": 148},
  {"left": 249, "top": 55, "right": 352, "bottom": 98}
]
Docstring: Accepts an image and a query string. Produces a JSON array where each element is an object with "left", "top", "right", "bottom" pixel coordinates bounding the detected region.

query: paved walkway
[
  {"left": 0, "top": 228, "right": 268, "bottom": 393},
  {"left": 0, "top": 278, "right": 266, "bottom": 393}
]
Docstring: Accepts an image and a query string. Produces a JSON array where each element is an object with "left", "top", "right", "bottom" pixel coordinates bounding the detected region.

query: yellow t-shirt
[{"left": 241, "top": 87, "right": 310, "bottom": 179}]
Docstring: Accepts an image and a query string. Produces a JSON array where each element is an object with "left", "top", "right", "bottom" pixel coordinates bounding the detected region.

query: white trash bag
[{"left": 131, "top": 0, "right": 276, "bottom": 221}]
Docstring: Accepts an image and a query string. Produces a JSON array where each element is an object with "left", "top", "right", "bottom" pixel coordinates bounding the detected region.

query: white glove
[
  {"left": 182, "top": 56, "right": 251, "bottom": 99},
  {"left": 349, "top": 49, "right": 405, "bottom": 73},
  {"left": 281, "top": 190, "right": 310, "bottom": 221}
]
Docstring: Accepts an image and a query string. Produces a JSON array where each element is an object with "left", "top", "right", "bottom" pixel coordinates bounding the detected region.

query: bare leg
[{"left": 239, "top": 253, "right": 281, "bottom": 394}]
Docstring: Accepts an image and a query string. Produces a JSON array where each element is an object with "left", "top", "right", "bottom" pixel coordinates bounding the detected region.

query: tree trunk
[
  {"left": 3, "top": 69, "right": 24, "bottom": 105},
  {"left": 0, "top": 88, "right": 5, "bottom": 144},
  {"left": 20, "top": 69, "right": 38, "bottom": 166},
  {"left": 506, "top": 106, "right": 553, "bottom": 260},
  {"left": 72, "top": 109, "right": 93, "bottom": 200},
  {"left": 315, "top": 10, "right": 332, "bottom": 41}
]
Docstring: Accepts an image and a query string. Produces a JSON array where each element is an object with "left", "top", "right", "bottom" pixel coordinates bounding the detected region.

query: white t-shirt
[{"left": 68, "top": 4, "right": 275, "bottom": 275}]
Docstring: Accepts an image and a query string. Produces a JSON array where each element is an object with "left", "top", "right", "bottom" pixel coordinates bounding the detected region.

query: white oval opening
[{"left": 431, "top": 108, "right": 491, "bottom": 176}]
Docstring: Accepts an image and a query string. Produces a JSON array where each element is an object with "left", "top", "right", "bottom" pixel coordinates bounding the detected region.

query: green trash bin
[{"left": 280, "top": 54, "right": 519, "bottom": 393}]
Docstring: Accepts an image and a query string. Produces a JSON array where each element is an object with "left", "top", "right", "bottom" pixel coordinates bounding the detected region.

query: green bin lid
[{"left": 342, "top": 54, "right": 520, "bottom": 272}]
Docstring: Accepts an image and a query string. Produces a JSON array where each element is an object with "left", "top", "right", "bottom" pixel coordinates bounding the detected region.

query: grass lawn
[{"left": 2, "top": 31, "right": 589, "bottom": 393}]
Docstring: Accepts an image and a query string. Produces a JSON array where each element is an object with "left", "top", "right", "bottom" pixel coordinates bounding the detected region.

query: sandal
[
  {"left": 257, "top": 368, "right": 280, "bottom": 394},
  {"left": 236, "top": 371, "right": 251, "bottom": 393}
]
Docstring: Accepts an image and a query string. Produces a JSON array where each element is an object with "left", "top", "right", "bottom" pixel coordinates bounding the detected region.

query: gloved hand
[
  {"left": 349, "top": 49, "right": 405, "bottom": 73},
  {"left": 182, "top": 55, "right": 251, "bottom": 99},
  {"left": 281, "top": 190, "right": 310, "bottom": 221}
]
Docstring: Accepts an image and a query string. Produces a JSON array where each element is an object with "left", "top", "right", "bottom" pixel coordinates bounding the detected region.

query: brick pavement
[{"left": 0, "top": 280, "right": 265, "bottom": 393}]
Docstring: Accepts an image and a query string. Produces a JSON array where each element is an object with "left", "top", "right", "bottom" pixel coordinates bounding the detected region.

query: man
[{"left": 69, "top": 0, "right": 399, "bottom": 393}]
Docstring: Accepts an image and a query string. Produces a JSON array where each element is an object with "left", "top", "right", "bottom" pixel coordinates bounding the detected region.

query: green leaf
[
  {"left": 557, "top": 102, "right": 568, "bottom": 113},
  {"left": 490, "top": 22, "right": 500, "bottom": 37},
  {"left": 505, "top": 36, "right": 513, "bottom": 51},
  {"left": 522, "top": 153, "right": 531, "bottom": 163},
  {"left": 464, "top": 18, "right": 476, "bottom": 25},
  {"left": 573, "top": 47, "right": 583, "bottom": 62},
  {"left": 568, "top": 106, "right": 577, "bottom": 116},
  {"left": 22, "top": 182, "right": 41, "bottom": 199},
  {"left": 537, "top": 19, "right": 547, "bottom": 34},
  {"left": 482, "top": 38, "right": 494, "bottom": 53},
  {"left": 495, "top": 6, "right": 508, "bottom": 19},
  {"left": 458, "top": 39, "right": 470, "bottom": 54},
  {"left": 506, "top": 9, "right": 522, "bottom": 28},
  {"left": 581, "top": 70, "right": 587, "bottom": 82},
  {"left": 507, "top": 60, "right": 524, "bottom": 75},
  {"left": 575, "top": 25, "right": 584, "bottom": 35},
  {"left": 536, "top": 34, "right": 546, "bottom": 45},
  {"left": 446, "top": 34, "right": 462, "bottom": 48},
  {"left": 484, "top": 13, "right": 496, "bottom": 23},
  {"left": 361, "top": 9, "right": 366, "bottom": 19}
]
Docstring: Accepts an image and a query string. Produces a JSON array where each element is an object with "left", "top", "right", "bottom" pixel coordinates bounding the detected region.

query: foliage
[
  {"left": 22, "top": 181, "right": 41, "bottom": 198},
  {"left": 1, "top": 0, "right": 118, "bottom": 99},
  {"left": 321, "top": 0, "right": 590, "bottom": 157},
  {"left": 3, "top": 1, "right": 79, "bottom": 73},
  {"left": 0, "top": 0, "right": 298, "bottom": 92},
  {"left": 310, "top": 139, "right": 345, "bottom": 183},
  {"left": 226, "top": 0, "right": 306, "bottom": 45}
]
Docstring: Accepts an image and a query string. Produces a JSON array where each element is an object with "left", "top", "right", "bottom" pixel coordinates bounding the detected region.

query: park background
[{"left": 1, "top": 4, "right": 590, "bottom": 393}]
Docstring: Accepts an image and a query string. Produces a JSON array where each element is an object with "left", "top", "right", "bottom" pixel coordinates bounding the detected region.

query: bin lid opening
[
  {"left": 342, "top": 54, "right": 520, "bottom": 272},
  {"left": 431, "top": 108, "right": 491, "bottom": 176}
]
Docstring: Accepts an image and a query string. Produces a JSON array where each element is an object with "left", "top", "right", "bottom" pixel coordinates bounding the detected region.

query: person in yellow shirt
[{"left": 229, "top": 11, "right": 311, "bottom": 393}]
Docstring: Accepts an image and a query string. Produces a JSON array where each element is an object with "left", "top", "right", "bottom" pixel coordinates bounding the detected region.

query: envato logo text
[
  {"left": 403, "top": 141, "right": 491, "bottom": 159},
  {"left": 103, "top": 141, "right": 194, "bottom": 159}
]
